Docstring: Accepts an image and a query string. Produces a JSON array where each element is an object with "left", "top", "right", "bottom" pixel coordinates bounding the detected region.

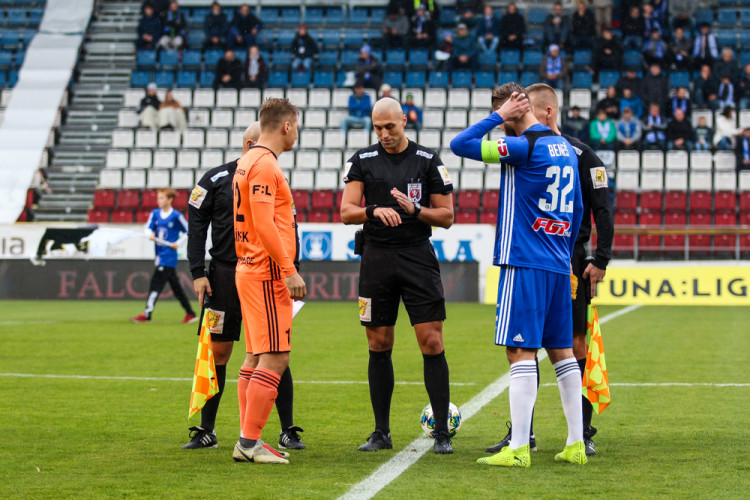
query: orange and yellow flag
[
  {"left": 188, "top": 311, "right": 219, "bottom": 418},
  {"left": 582, "top": 305, "right": 610, "bottom": 414}
]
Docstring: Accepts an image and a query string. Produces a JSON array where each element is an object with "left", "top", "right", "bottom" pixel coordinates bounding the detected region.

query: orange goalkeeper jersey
[{"left": 233, "top": 146, "right": 297, "bottom": 281}]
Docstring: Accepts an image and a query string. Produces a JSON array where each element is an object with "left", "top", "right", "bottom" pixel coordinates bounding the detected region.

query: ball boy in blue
[
  {"left": 131, "top": 188, "right": 197, "bottom": 324},
  {"left": 451, "top": 84, "right": 588, "bottom": 466}
]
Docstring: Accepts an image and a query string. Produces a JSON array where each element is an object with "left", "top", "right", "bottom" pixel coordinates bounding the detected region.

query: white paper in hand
[{"left": 292, "top": 300, "right": 305, "bottom": 318}]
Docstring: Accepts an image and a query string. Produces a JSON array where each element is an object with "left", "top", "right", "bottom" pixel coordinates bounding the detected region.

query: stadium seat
[
  {"left": 498, "top": 71, "right": 518, "bottom": 84},
  {"left": 385, "top": 49, "right": 406, "bottom": 68},
  {"left": 613, "top": 212, "right": 636, "bottom": 256},
  {"left": 572, "top": 71, "right": 593, "bottom": 88},
  {"left": 93, "top": 189, "right": 116, "bottom": 209},
  {"left": 384, "top": 71, "right": 403, "bottom": 88},
  {"left": 522, "top": 51, "right": 543, "bottom": 67},
  {"left": 482, "top": 190, "right": 500, "bottom": 211},
  {"left": 181, "top": 49, "right": 201, "bottom": 69},
  {"left": 663, "top": 211, "right": 686, "bottom": 254},
  {"left": 452, "top": 71, "right": 472, "bottom": 88},
  {"left": 669, "top": 71, "right": 690, "bottom": 88},
  {"left": 599, "top": 70, "right": 619, "bottom": 88},
  {"left": 689, "top": 212, "right": 712, "bottom": 255},
  {"left": 136, "top": 49, "right": 156, "bottom": 68},
  {"left": 405, "top": 71, "right": 426, "bottom": 88},
  {"left": 409, "top": 49, "right": 429, "bottom": 68},
  {"left": 714, "top": 212, "right": 737, "bottom": 253},
  {"left": 176, "top": 71, "right": 197, "bottom": 88},
  {"left": 88, "top": 209, "right": 110, "bottom": 223},
  {"left": 292, "top": 190, "right": 309, "bottom": 212},
  {"left": 641, "top": 191, "right": 663, "bottom": 212},
  {"left": 313, "top": 70, "right": 335, "bottom": 87},
  {"left": 717, "top": 9, "right": 737, "bottom": 26},
  {"left": 130, "top": 70, "right": 151, "bottom": 87},
  {"left": 198, "top": 71, "right": 215, "bottom": 87},
  {"left": 158, "top": 50, "right": 179, "bottom": 68},
  {"left": 142, "top": 189, "right": 159, "bottom": 208},
  {"left": 520, "top": 71, "right": 537, "bottom": 87},
  {"left": 117, "top": 189, "right": 140, "bottom": 208},
  {"left": 154, "top": 71, "right": 173, "bottom": 88},
  {"left": 311, "top": 190, "right": 335, "bottom": 209},
  {"left": 458, "top": 190, "right": 481, "bottom": 210},
  {"left": 714, "top": 191, "right": 737, "bottom": 212},
  {"left": 291, "top": 71, "right": 311, "bottom": 87},
  {"left": 690, "top": 191, "right": 712, "bottom": 212},
  {"left": 475, "top": 71, "right": 496, "bottom": 88},
  {"left": 500, "top": 49, "right": 521, "bottom": 69},
  {"left": 7, "top": 10, "right": 27, "bottom": 26},
  {"left": 326, "top": 8, "right": 346, "bottom": 25},
  {"left": 573, "top": 49, "right": 592, "bottom": 66},
  {"left": 480, "top": 210, "right": 498, "bottom": 225},
  {"left": 429, "top": 71, "right": 450, "bottom": 87},
  {"left": 204, "top": 49, "right": 223, "bottom": 66},
  {"left": 665, "top": 191, "right": 687, "bottom": 212},
  {"left": 268, "top": 71, "right": 288, "bottom": 87},
  {"left": 638, "top": 212, "right": 662, "bottom": 253},
  {"left": 616, "top": 190, "right": 638, "bottom": 211}
]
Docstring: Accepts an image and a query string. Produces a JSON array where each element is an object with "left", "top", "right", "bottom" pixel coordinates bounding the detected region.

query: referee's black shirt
[
  {"left": 563, "top": 134, "right": 614, "bottom": 269},
  {"left": 344, "top": 140, "right": 454, "bottom": 248}
]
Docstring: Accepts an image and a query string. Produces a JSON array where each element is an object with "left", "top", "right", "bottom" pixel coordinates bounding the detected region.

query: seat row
[
  {"left": 616, "top": 189, "right": 749, "bottom": 214},
  {"left": 0, "top": 8, "right": 43, "bottom": 27}
]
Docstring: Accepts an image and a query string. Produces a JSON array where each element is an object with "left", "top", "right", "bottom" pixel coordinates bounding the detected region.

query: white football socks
[
  {"left": 508, "top": 360, "right": 538, "bottom": 450},
  {"left": 554, "top": 357, "right": 584, "bottom": 445}
]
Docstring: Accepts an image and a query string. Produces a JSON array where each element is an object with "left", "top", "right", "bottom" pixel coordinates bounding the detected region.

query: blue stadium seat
[
  {"left": 260, "top": 7, "right": 279, "bottom": 24},
  {"left": 384, "top": 70, "right": 403, "bottom": 87},
  {"left": 349, "top": 7, "right": 369, "bottom": 25},
  {"left": 0, "top": 52, "right": 10, "bottom": 69},
  {"left": 520, "top": 71, "right": 537, "bottom": 87},
  {"left": 15, "top": 50, "right": 25, "bottom": 65},
  {"left": 272, "top": 51, "right": 292, "bottom": 69},
  {"left": 154, "top": 70, "right": 174, "bottom": 87},
  {"left": 225, "top": 9, "right": 234, "bottom": 23},
  {"left": 176, "top": 70, "right": 197, "bottom": 88},
  {"left": 409, "top": 49, "right": 430, "bottom": 68},
  {"left": 0, "top": 71, "right": 5, "bottom": 87},
  {"left": 191, "top": 8, "right": 209, "bottom": 25},
  {"left": 8, "top": 69, "right": 17, "bottom": 87},
  {"left": 268, "top": 71, "right": 288, "bottom": 87},
  {"left": 204, "top": 49, "right": 223, "bottom": 66},
  {"left": 500, "top": 49, "right": 521, "bottom": 68},
  {"left": 525, "top": 28, "right": 544, "bottom": 48},
  {"left": 365, "top": 29, "right": 382, "bottom": 46},
  {"left": 280, "top": 7, "right": 301, "bottom": 25},
  {"left": 716, "top": 29, "right": 737, "bottom": 47},
  {"left": 573, "top": 49, "right": 592, "bottom": 66},
  {"left": 572, "top": 71, "right": 592, "bottom": 87},
  {"left": 475, "top": 71, "right": 496, "bottom": 88},
  {"left": 343, "top": 29, "right": 367, "bottom": 48},
  {"left": 624, "top": 50, "right": 643, "bottom": 67},
  {"left": 336, "top": 71, "right": 349, "bottom": 86},
  {"left": 405, "top": 71, "right": 426, "bottom": 87},
  {"left": 452, "top": 70, "right": 472, "bottom": 88},
  {"left": 439, "top": 8, "right": 456, "bottom": 27},
  {"left": 717, "top": 9, "right": 737, "bottom": 25},
  {"left": 291, "top": 71, "right": 311, "bottom": 87},
  {"left": 21, "top": 30, "right": 35, "bottom": 46},
  {"left": 740, "top": 31, "right": 750, "bottom": 48},
  {"left": 719, "top": 0, "right": 737, "bottom": 6},
  {"left": 340, "top": 49, "right": 359, "bottom": 68},
  {"left": 740, "top": 50, "right": 750, "bottom": 66},
  {"left": 694, "top": 9, "right": 714, "bottom": 26},
  {"left": 306, "top": 8, "right": 324, "bottom": 25},
  {"left": 371, "top": 8, "right": 386, "bottom": 24},
  {"left": 158, "top": 50, "right": 179, "bottom": 68},
  {"left": 317, "top": 51, "right": 338, "bottom": 68},
  {"left": 320, "top": 29, "right": 341, "bottom": 49},
  {"left": 28, "top": 9, "right": 43, "bottom": 26},
  {"left": 479, "top": 51, "right": 497, "bottom": 69},
  {"left": 255, "top": 30, "right": 273, "bottom": 48},
  {"left": 186, "top": 30, "right": 205, "bottom": 49},
  {"left": 234, "top": 50, "right": 247, "bottom": 64},
  {"left": 130, "top": 70, "right": 151, "bottom": 87},
  {"left": 385, "top": 48, "right": 406, "bottom": 68},
  {"left": 136, "top": 49, "right": 157, "bottom": 68},
  {"left": 199, "top": 70, "right": 215, "bottom": 87},
  {"left": 522, "top": 50, "right": 543, "bottom": 67},
  {"left": 669, "top": 71, "right": 690, "bottom": 88},
  {"left": 527, "top": 9, "right": 547, "bottom": 25},
  {"left": 1, "top": 30, "right": 18, "bottom": 48},
  {"left": 313, "top": 70, "right": 335, "bottom": 87},
  {"left": 326, "top": 8, "right": 346, "bottom": 25},
  {"left": 182, "top": 49, "right": 202, "bottom": 68},
  {"left": 429, "top": 71, "right": 449, "bottom": 87},
  {"left": 277, "top": 29, "right": 296, "bottom": 49},
  {"left": 498, "top": 70, "right": 518, "bottom": 83},
  {"left": 741, "top": 9, "right": 750, "bottom": 24},
  {"left": 7, "top": 10, "right": 27, "bottom": 26},
  {"left": 599, "top": 70, "right": 619, "bottom": 88}
]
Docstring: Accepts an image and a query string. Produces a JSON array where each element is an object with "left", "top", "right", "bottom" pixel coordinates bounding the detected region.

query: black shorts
[
  {"left": 571, "top": 244, "right": 592, "bottom": 335},
  {"left": 358, "top": 240, "right": 446, "bottom": 327},
  {"left": 196, "top": 259, "right": 242, "bottom": 342}
]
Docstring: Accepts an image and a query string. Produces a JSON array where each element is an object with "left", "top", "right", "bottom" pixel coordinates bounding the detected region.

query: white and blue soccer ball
[{"left": 420, "top": 402, "right": 462, "bottom": 438}]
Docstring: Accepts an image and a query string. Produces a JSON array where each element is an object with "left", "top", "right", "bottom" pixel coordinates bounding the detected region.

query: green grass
[{"left": 1, "top": 301, "right": 748, "bottom": 499}]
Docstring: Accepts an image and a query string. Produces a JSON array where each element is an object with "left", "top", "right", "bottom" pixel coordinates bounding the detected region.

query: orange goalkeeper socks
[
  {"left": 242, "top": 368, "right": 281, "bottom": 441},
  {"left": 237, "top": 367, "right": 254, "bottom": 437}
]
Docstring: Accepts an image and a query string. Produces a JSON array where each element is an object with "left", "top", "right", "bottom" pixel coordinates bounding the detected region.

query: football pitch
[{"left": 2, "top": 300, "right": 748, "bottom": 499}]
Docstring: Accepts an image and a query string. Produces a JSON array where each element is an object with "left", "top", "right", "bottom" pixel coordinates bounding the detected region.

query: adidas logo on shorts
[{"left": 513, "top": 333, "right": 525, "bottom": 343}]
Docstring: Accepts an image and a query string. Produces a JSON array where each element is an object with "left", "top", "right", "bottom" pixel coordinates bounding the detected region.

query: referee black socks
[
  {"left": 423, "top": 351, "right": 450, "bottom": 434},
  {"left": 368, "top": 349, "right": 394, "bottom": 435},
  {"left": 275, "top": 366, "right": 294, "bottom": 430},
  {"left": 578, "top": 357, "right": 594, "bottom": 432},
  {"left": 200, "top": 364, "right": 226, "bottom": 432}
]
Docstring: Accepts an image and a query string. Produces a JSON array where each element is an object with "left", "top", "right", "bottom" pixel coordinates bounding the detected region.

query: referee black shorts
[
  {"left": 571, "top": 244, "right": 591, "bottom": 335},
  {"left": 358, "top": 240, "right": 446, "bottom": 328},
  {"left": 196, "top": 259, "right": 242, "bottom": 342}
]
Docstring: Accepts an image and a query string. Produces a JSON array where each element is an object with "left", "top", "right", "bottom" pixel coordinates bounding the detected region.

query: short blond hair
[
  {"left": 157, "top": 187, "right": 176, "bottom": 200},
  {"left": 259, "top": 98, "right": 299, "bottom": 132}
]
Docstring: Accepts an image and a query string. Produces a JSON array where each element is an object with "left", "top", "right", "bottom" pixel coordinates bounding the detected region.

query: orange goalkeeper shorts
[{"left": 236, "top": 276, "right": 292, "bottom": 354}]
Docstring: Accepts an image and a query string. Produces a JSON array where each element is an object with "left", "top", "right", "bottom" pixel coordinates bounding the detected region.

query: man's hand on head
[{"left": 496, "top": 91, "right": 530, "bottom": 122}]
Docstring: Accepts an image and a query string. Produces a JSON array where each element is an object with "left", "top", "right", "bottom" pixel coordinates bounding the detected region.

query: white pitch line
[
  {"left": 0, "top": 320, "right": 56, "bottom": 325},
  {"left": 339, "top": 304, "right": 643, "bottom": 500},
  {"left": 540, "top": 382, "right": 750, "bottom": 387}
]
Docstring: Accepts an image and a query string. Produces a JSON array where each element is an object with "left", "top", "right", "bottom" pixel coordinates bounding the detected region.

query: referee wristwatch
[{"left": 412, "top": 201, "right": 422, "bottom": 217}]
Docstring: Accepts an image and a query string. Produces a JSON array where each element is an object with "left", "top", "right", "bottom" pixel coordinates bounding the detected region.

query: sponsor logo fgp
[{"left": 532, "top": 217, "right": 571, "bottom": 236}]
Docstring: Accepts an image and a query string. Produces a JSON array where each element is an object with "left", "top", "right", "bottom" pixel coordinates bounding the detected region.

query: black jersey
[
  {"left": 563, "top": 134, "right": 614, "bottom": 270},
  {"left": 344, "top": 140, "right": 453, "bottom": 248},
  {"left": 188, "top": 161, "right": 239, "bottom": 279}
]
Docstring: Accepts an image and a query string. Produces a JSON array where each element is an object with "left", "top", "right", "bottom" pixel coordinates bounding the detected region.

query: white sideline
[{"left": 338, "top": 304, "right": 643, "bottom": 500}]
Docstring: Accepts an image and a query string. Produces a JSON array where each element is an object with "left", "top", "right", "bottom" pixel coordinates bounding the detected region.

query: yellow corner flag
[
  {"left": 582, "top": 305, "right": 610, "bottom": 414},
  {"left": 188, "top": 310, "right": 219, "bottom": 418}
]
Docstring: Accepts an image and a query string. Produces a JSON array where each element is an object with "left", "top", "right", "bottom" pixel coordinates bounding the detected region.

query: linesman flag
[
  {"left": 188, "top": 310, "right": 219, "bottom": 418},
  {"left": 582, "top": 305, "right": 610, "bottom": 414}
]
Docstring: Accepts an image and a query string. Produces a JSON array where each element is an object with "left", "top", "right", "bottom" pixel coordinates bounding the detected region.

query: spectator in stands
[
  {"left": 620, "top": 87, "right": 644, "bottom": 118},
  {"left": 158, "top": 1, "right": 186, "bottom": 51},
  {"left": 595, "top": 26, "right": 623, "bottom": 72},
  {"left": 227, "top": 4, "right": 261, "bottom": 49},
  {"left": 668, "top": 86, "right": 692, "bottom": 119},
  {"left": 692, "top": 23, "right": 719, "bottom": 70},
  {"left": 717, "top": 76, "right": 736, "bottom": 110},
  {"left": 499, "top": 2, "right": 525, "bottom": 49},
  {"left": 643, "top": 30, "right": 668, "bottom": 70},
  {"left": 616, "top": 106, "right": 642, "bottom": 150},
  {"left": 597, "top": 86, "right": 620, "bottom": 119},
  {"left": 456, "top": 0, "right": 483, "bottom": 30},
  {"left": 641, "top": 4, "right": 662, "bottom": 39},
  {"left": 671, "top": 11, "right": 694, "bottom": 37},
  {"left": 434, "top": 32, "right": 453, "bottom": 70},
  {"left": 562, "top": 105, "right": 589, "bottom": 142},
  {"left": 539, "top": 44, "right": 567, "bottom": 89},
  {"left": 138, "top": 82, "right": 161, "bottom": 130},
  {"left": 616, "top": 67, "right": 643, "bottom": 98},
  {"left": 137, "top": 3, "right": 163, "bottom": 49},
  {"left": 590, "top": 109, "right": 617, "bottom": 150},
  {"left": 694, "top": 116, "right": 713, "bottom": 152},
  {"left": 620, "top": 5, "right": 644, "bottom": 50},
  {"left": 382, "top": 6, "right": 411, "bottom": 48},
  {"left": 737, "top": 64, "right": 750, "bottom": 109},
  {"left": 714, "top": 106, "right": 739, "bottom": 150},
  {"left": 204, "top": 1, "right": 229, "bottom": 50},
  {"left": 591, "top": 0, "right": 613, "bottom": 36},
  {"left": 291, "top": 24, "right": 317, "bottom": 72},
  {"left": 451, "top": 23, "right": 478, "bottom": 70},
  {"left": 213, "top": 49, "right": 242, "bottom": 89},
  {"left": 735, "top": 128, "right": 750, "bottom": 170},
  {"left": 388, "top": 0, "right": 415, "bottom": 17},
  {"left": 641, "top": 63, "right": 670, "bottom": 109},
  {"left": 355, "top": 44, "right": 383, "bottom": 90},
  {"left": 476, "top": 5, "right": 501, "bottom": 56},
  {"left": 403, "top": 92, "right": 423, "bottom": 132},
  {"left": 693, "top": 64, "right": 720, "bottom": 111},
  {"left": 714, "top": 48, "right": 741, "bottom": 85},
  {"left": 651, "top": 0, "right": 668, "bottom": 28},
  {"left": 666, "top": 109, "right": 695, "bottom": 151},
  {"left": 27, "top": 167, "right": 52, "bottom": 221},
  {"left": 410, "top": 4, "right": 436, "bottom": 48},
  {"left": 158, "top": 90, "right": 187, "bottom": 133},
  {"left": 243, "top": 45, "right": 267, "bottom": 88},
  {"left": 340, "top": 82, "right": 372, "bottom": 132},
  {"left": 642, "top": 102, "right": 667, "bottom": 150},
  {"left": 544, "top": 2, "right": 569, "bottom": 50},
  {"left": 379, "top": 84, "right": 393, "bottom": 99},
  {"left": 570, "top": 1, "right": 596, "bottom": 49},
  {"left": 146, "top": 0, "right": 170, "bottom": 20},
  {"left": 669, "top": 27, "right": 692, "bottom": 70}
]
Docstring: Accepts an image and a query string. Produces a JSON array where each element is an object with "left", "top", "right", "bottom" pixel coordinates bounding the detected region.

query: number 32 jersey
[{"left": 482, "top": 124, "right": 583, "bottom": 275}]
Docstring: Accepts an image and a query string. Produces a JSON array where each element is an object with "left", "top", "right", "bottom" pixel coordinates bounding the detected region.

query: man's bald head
[
  {"left": 372, "top": 97, "right": 407, "bottom": 153},
  {"left": 242, "top": 121, "right": 261, "bottom": 154},
  {"left": 372, "top": 97, "right": 403, "bottom": 120},
  {"left": 525, "top": 83, "right": 559, "bottom": 130}
]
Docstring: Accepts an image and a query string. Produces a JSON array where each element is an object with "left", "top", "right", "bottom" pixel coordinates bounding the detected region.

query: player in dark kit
[
  {"left": 341, "top": 97, "right": 456, "bottom": 454},
  {"left": 183, "top": 122, "right": 305, "bottom": 451}
]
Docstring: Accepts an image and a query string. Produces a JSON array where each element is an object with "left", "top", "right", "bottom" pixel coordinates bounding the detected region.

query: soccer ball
[{"left": 420, "top": 402, "right": 462, "bottom": 438}]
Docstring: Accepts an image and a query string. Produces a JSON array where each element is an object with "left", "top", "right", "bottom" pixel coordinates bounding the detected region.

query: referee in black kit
[
  {"left": 340, "top": 97, "right": 456, "bottom": 454},
  {"left": 484, "top": 83, "right": 614, "bottom": 457},
  {"left": 183, "top": 121, "right": 305, "bottom": 451}
]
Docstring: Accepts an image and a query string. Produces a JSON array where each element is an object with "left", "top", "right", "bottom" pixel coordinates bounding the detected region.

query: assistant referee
[
  {"left": 184, "top": 122, "right": 304, "bottom": 451},
  {"left": 340, "top": 97, "right": 456, "bottom": 454}
]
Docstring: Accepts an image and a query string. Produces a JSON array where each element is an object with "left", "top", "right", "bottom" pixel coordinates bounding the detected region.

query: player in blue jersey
[
  {"left": 131, "top": 187, "right": 197, "bottom": 324},
  {"left": 450, "top": 83, "right": 586, "bottom": 467}
]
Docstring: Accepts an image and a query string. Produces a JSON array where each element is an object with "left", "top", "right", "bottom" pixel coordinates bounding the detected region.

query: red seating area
[{"left": 88, "top": 188, "right": 189, "bottom": 223}]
